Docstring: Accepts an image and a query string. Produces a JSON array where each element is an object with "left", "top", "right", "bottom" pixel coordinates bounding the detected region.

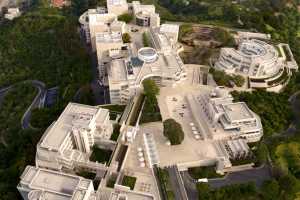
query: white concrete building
[
  {"left": 224, "top": 139, "right": 250, "bottom": 159},
  {"left": 36, "top": 103, "right": 113, "bottom": 171},
  {"left": 215, "top": 39, "right": 282, "bottom": 78},
  {"left": 17, "top": 166, "right": 96, "bottom": 200},
  {"left": 131, "top": 1, "right": 160, "bottom": 27},
  {"left": 4, "top": 8, "right": 21, "bottom": 20},
  {"left": 107, "top": 44, "right": 186, "bottom": 104},
  {"left": 206, "top": 87, "right": 263, "bottom": 142},
  {"left": 107, "top": 0, "right": 128, "bottom": 16},
  {"left": 214, "top": 32, "right": 298, "bottom": 90},
  {"left": 79, "top": 9, "right": 125, "bottom": 51},
  {"left": 159, "top": 24, "right": 179, "bottom": 45}
]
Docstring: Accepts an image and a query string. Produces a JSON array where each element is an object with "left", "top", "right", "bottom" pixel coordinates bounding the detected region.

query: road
[
  {"left": 208, "top": 165, "right": 272, "bottom": 188},
  {"left": 166, "top": 166, "right": 189, "bottom": 200},
  {"left": 0, "top": 80, "right": 46, "bottom": 129},
  {"left": 21, "top": 80, "right": 46, "bottom": 129},
  {"left": 181, "top": 165, "right": 272, "bottom": 198},
  {"left": 0, "top": 85, "right": 12, "bottom": 107},
  {"left": 181, "top": 171, "right": 199, "bottom": 200}
]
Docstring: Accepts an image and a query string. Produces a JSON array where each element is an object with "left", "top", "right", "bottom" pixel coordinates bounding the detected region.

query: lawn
[
  {"left": 122, "top": 175, "right": 137, "bottom": 190},
  {"left": 188, "top": 166, "right": 223, "bottom": 179},
  {"left": 140, "top": 97, "right": 162, "bottom": 124},
  {"left": 89, "top": 146, "right": 112, "bottom": 164}
]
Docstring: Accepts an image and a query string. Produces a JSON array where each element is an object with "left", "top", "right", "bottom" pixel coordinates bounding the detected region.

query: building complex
[
  {"left": 17, "top": 0, "right": 271, "bottom": 199},
  {"left": 36, "top": 103, "right": 113, "bottom": 172},
  {"left": 214, "top": 32, "right": 298, "bottom": 91},
  {"left": 205, "top": 87, "right": 263, "bottom": 142},
  {"left": 79, "top": 0, "right": 186, "bottom": 105}
]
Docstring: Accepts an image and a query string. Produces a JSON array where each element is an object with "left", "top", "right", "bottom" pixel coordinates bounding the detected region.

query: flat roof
[
  {"left": 107, "top": 0, "right": 127, "bottom": 5},
  {"left": 96, "top": 32, "right": 122, "bottom": 43},
  {"left": 20, "top": 166, "right": 92, "bottom": 200},
  {"left": 222, "top": 102, "right": 254, "bottom": 122},
  {"left": 31, "top": 170, "right": 80, "bottom": 195},
  {"left": 160, "top": 24, "right": 179, "bottom": 33},
  {"left": 109, "top": 59, "right": 128, "bottom": 82},
  {"left": 40, "top": 103, "right": 108, "bottom": 151}
]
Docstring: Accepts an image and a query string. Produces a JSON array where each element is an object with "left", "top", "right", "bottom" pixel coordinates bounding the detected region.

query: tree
[
  {"left": 163, "top": 119, "right": 184, "bottom": 145},
  {"left": 143, "top": 79, "right": 159, "bottom": 98},
  {"left": 255, "top": 142, "right": 268, "bottom": 166},
  {"left": 142, "top": 79, "right": 159, "bottom": 111},
  {"left": 142, "top": 32, "right": 150, "bottom": 47},
  {"left": 261, "top": 179, "right": 280, "bottom": 200},
  {"left": 118, "top": 13, "right": 133, "bottom": 23},
  {"left": 71, "top": 0, "right": 88, "bottom": 16},
  {"left": 232, "top": 75, "right": 245, "bottom": 87},
  {"left": 122, "top": 33, "right": 131, "bottom": 43},
  {"left": 196, "top": 183, "right": 211, "bottom": 200}
]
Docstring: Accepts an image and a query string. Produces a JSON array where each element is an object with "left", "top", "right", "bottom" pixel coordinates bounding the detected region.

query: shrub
[
  {"left": 122, "top": 33, "right": 131, "bottom": 43},
  {"left": 118, "top": 13, "right": 133, "bottom": 23}
]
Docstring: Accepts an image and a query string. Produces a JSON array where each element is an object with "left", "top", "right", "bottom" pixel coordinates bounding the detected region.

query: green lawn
[
  {"left": 90, "top": 146, "right": 112, "bottom": 164},
  {"left": 122, "top": 175, "right": 137, "bottom": 190},
  {"left": 140, "top": 97, "right": 162, "bottom": 124}
]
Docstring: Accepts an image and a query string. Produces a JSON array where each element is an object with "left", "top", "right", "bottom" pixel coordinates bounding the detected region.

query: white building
[
  {"left": 36, "top": 103, "right": 113, "bottom": 171},
  {"left": 4, "top": 8, "right": 21, "bottom": 20},
  {"left": 107, "top": 39, "right": 186, "bottom": 104},
  {"left": 214, "top": 32, "right": 298, "bottom": 90},
  {"left": 17, "top": 166, "right": 96, "bottom": 200},
  {"left": 107, "top": 24, "right": 184, "bottom": 105},
  {"left": 159, "top": 24, "right": 180, "bottom": 45},
  {"left": 206, "top": 87, "right": 263, "bottom": 142},
  {"left": 131, "top": 1, "right": 160, "bottom": 27},
  {"left": 79, "top": 9, "right": 125, "bottom": 51},
  {"left": 107, "top": 0, "right": 128, "bottom": 16},
  {"left": 224, "top": 139, "right": 250, "bottom": 159}
]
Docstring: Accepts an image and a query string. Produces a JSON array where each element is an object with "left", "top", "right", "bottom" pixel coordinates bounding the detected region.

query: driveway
[
  {"left": 208, "top": 165, "right": 272, "bottom": 188},
  {"left": 181, "top": 165, "right": 272, "bottom": 198},
  {"left": 166, "top": 166, "right": 188, "bottom": 200}
]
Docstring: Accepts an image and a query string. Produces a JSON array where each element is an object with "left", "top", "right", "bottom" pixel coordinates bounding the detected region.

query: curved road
[
  {"left": 21, "top": 80, "right": 46, "bottom": 129},
  {"left": 0, "top": 80, "right": 46, "bottom": 130}
]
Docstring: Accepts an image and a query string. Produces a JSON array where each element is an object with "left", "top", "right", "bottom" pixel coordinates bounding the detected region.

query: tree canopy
[
  {"left": 117, "top": 13, "right": 133, "bottom": 23},
  {"left": 163, "top": 118, "right": 184, "bottom": 145},
  {"left": 122, "top": 33, "right": 131, "bottom": 43}
]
